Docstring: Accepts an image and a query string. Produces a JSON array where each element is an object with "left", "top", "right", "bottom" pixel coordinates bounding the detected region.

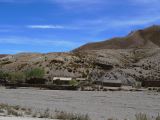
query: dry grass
[
  {"left": 107, "top": 113, "right": 160, "bottom": 120},
  {"left": 135, "top": 113, "right": 148, "bottom": 120},
  {"left": 0, "top": 103, "right": 91, "bottom": 120},
  {"left": 54, "top": 110, "right": 91, "bottom": 120},
  {"left": 0, "top": 103, "right": 31, "bottom": 117},
  {"left": 1, "top": 103, "right": 160, "bottom": 120}
]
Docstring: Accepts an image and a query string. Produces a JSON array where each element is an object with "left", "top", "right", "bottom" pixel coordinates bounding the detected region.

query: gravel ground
[
  {"left": 0, "top": 88, "right": 159, "bottom": 120},
  {"left": 0, "top": 117, "right": 57, "bottom": 120}
]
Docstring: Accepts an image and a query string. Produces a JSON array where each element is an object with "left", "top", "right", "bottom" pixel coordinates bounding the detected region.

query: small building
[
  {"left": 94, "top": 80, "right": 122, "bottom": 87},
  {"left": 142, "top": 80, "right": 160, "bottom": 87},
  {"left": 75, "top": 78, "right": 86, "bottom": 82},
  {"left": 50, "top": 77, "right": 87, "bottom": 85},
  {"left": 52, "top": 77, "right": 73, "bottom": 85}
]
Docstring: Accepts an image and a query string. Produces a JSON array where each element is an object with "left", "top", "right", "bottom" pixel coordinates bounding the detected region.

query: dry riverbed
[
  {"left": 0, "top": 117, "right": 56, "bottom": 120},
  {"left": 0, "top": 87, "right": 159, "bottom": 120}
]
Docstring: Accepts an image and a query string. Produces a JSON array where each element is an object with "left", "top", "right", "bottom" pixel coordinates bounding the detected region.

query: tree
[
  {"left": 0, "top": 71, "right": 9, "bottom": 80},
  {"left": 0, "top": 71, "right": 5, "bottom": 79},
  {"left": 25, "top": 68, "right": 45, "bottom": 79},
  {"left": 8, "top": 72, "right": 26, "bottom": 84}
]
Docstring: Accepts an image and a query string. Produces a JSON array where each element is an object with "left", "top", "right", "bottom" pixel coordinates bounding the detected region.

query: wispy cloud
[
  {"left": 69, "top": 14, "right": 160, "bottom": 34},
  {"left": 0, "top": 29, "right": 11, "bottom": 33},
  {"left": 94, "top": 16, "right": 159, "bottom": 26},
  {"left": 26, "top": 24, "right": 81, "bottom": 30},
  {"left": 109, "top": 16, "right": 160, "bottom": 27},
  {"left": 0, "top": 49, "right": 25, "bottom": 54},
  {"left": 0, "top": 0, "right": 15, "bottom": 3},
  {"left": 0, "top": 36, "right": 83, "bottom": 47},
  {"left": 129, "top": 0, "right": 160, "bottom": 4},
  {"left": 51, "top": 0, "right": 105, "bottom": 5},
  {"left": 27, "top": 25, "right": 65, "bottom": 29},
  {"left": 0, "top": 36, "right": 85, "bottom": 53},
  {"left": 0, "top": 0, "right": 31, "bottom": 3},
  {"left": 128, "top": 0, "right": 160, "bottom": 12},
  {"left": 0, "top": 0, "right": 106, "bottom": 6},
  {"left": 50, "top": 0, "right": 107, "bottom": 9}
]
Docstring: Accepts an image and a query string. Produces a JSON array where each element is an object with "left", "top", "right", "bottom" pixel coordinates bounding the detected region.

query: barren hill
[
  {"left": 0, "top": 25, "right": 160, "bottom": 85},
  {"left": 0, "top": 54, "right": 8, "bottom": 58},
  {"left": 74, "top": 25, "right": 160, "bottom": 52}
]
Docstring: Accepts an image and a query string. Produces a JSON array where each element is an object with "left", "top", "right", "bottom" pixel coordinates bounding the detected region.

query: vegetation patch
[
  {"left": 55, "top": 110, "right": 91, "bottom": 120},
  {"left": 0, "top": 103, "right": 32, "bottom": 117},
  {"left": 0, "top": 104, "right": 91, "bottom": 120}
]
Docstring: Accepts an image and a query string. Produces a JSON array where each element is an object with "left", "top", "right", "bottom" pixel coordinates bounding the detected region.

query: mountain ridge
[
  {"left": 0, "top": 54, "right": 8, "bottom": 58},
  {"left": 73, "top": 25, "right": 160, "bottom": 52},
  {"left": 0, "top": 25, "right": 160, "bottom": 85}
]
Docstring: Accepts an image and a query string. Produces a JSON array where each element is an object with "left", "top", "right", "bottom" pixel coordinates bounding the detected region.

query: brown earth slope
[
  {"left": 0, "top": 25, "right": 160, "bottom": 85},
  {"left": 73, "top": 25, "right": 160, "bottom": 52},
  {"left": 0, "top": 54, "right": 8, "bottom": 58}
]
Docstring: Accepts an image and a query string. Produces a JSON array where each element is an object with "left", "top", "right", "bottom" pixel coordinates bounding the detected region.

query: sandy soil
[
  {"left": 0, "top": 116, "right": 57, "bottom": 120},
  {"left": 0, "top": 88, "right": 159, "bottom": 120}
]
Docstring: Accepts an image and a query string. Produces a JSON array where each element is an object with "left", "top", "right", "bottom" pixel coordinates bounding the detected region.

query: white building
[
  {"left": 75, "top": 78, "right": 86, "bottom": 82},
  {"left": 53, "top": 77, "right": 73, "bottom": 81},
  {"left": 52, "top": 77, "right": 73, "bottom": 85}
]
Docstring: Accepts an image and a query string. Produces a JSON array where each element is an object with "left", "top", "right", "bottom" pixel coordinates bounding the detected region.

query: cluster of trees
[{"left": 0, "top": 68, "right": 45, "bottom": 84}]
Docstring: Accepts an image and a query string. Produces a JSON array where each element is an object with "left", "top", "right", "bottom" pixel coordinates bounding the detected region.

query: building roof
[
  {"left": 100, "top": 80, "right": 122, "bottom": 83},
  {"left": 104, "top": 80, "right": 121, "bottom": 83},
  {"left": 76, "top": 78, "right": 86, "bottom": 81},
  {"left": 53, "top": 77, "right": 72, "bottom": 81}
]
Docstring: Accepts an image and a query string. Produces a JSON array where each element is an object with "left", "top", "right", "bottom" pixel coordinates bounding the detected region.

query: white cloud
[
  {"left": 86, "top": 16, "right": 160, "bottom": 27},
  {"left": 0, "top": 49, "right": 25, "bottom": 54},
  {"left": 110, "top": 16, "right": 160, "bottom": 27},
  {"left": 70, "top": 14, "right": 160, "bottom": 34},
  {"left": 0, "top": 36, "right": 85, "bottom": 53},
  {"left": 0, "top": 0, "right": 31, "bottom": 3},
  {"left": 0, "top": 36, "right": 83, "bottom": 47},
  {"left": 52, "top": 0, "right": 104, "bottom": 5},
  {"left": 50, "top": 0, "right": 107, "bottom": 9},
  {"left": 129, "top": 0, "right": 160, "bottom": 4},
  {"left": 0, "top": 29, "right": 11, "bottom": 32},
  {"left": 0, "top": 0, "right": 15, "bottom": 2},
  {"left": 27, "top": 25, "right": 65, "bottom": 29},
  {"left": 128, "top": 0, "right": 160, "bottom": 11},
  {"left": 26, "top": 24, "right": 81, "bottom": 30}
]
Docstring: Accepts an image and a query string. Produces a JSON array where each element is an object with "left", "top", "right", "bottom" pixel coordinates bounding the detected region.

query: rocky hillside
[
  {"left": 0, "top": 25, "right": 160, "bottom": 85},
  {"left": 74, "top": 25, "right": 160, "bottom": 52},
  {"left": 0, "top": 54, "right": 8, "bottom": 58}
]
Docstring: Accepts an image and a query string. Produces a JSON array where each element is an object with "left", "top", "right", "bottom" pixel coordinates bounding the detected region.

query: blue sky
[{"left": 0, "top": 0, "right": 160, "bottom": 54}]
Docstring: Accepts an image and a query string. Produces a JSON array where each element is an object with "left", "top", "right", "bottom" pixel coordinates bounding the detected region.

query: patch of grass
[
  {"left": 55, "top": 110, "right": 91, "bottom": 120},
  {"left": 157, "top": 88, "right": 160, "bottom": 92},
  {"left": 0, "top": 61, "right": 12, "bottom": 65},
  {"left": 156, "top": 114, "right": 160, "bottom": 120},
  {"left": 135, "top": 113, "right": 148, "bottom": 120},
  {"left": 39, "top": 108, "right": 50, "bottom": 118},
  {"left": 0, "top": 104, "right": 91, "bottom": 120},
  {"left": 0, "top": 104, "right": 33, "bottom": 117},
  {"left": 0, "top": 104, "right": 23, "bottom": 117}
]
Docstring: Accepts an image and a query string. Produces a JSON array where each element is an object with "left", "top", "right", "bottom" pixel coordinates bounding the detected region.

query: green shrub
[
  {"left": 69, "top": 80, "right": 79, "bottom": 86},
  {"left": 135, "top": 113, "right": 148, "bottom": 120},
  {"left": 25, "top": 68, "right": 45, "bottom": 79},
  {"left": 0, "top": 61, "right": 12, "bottom": 65},
  {"left": 39, "top": 108, "right": 50, "bottom": 118},
  {"left": 157, "top": 88, "right": 160, "bottom": 92},
  {"left": 55, "top": 110, "right": 91, "bottom": 120},
  {"left": 156, "top": 114, "right": 160, "bottom": 120},
  {"left": 8, "top": 72, "right": 26, "bottom": 84},
  {"left": 0, "top": 71, "right": 9, "bottom": 80}
]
